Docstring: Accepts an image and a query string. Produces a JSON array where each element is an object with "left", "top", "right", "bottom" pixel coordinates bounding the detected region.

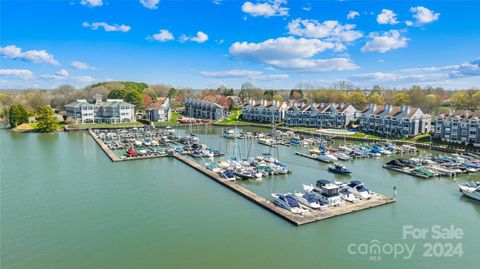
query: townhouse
[
  {"left": 242, "top": 99, "right": 290, "bottom": 123},
  {"left": 183, "top": 98, "right": 227, "bottom": 120},
  {"left": 65, "top": 94, "right": 136, "bottom": 124},
  {"left": 434, "top": 110, "right": 480, "bottom": 147},
  {"left": 285, "top": 102, "right": 358, "bottom": 128},
  {"left": 144, "top": 97, "right": 171, "bottom": 122},
  {"left": 358, "top": 104, "right": 431, "bottom": 138}
]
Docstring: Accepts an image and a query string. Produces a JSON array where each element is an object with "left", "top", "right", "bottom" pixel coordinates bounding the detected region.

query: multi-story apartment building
[
  {"left": 358, "top": 104, "right": 431, "bottom": 138},
  {"left": 183, "top": 98, "right": 226, "bottom": 120},
  {"left": 285, "top": 102, "right": 358, "bottom": 128},
  {"left": 434, "top": 110, "right": 480, "bottom": 147},
  {"left": 242, "top": 99, "right": 290, "bottom": 123},
  {"left": 65, "top": 94, "right": 136, "bottom": 124},
  {"left": 144, "top": 97, "right": 171, "bottom": 122}
]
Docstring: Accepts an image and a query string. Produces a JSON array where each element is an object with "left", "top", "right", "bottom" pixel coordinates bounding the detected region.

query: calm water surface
[{"left": 1, "top": 126, "right": 478, "bottom": 269}]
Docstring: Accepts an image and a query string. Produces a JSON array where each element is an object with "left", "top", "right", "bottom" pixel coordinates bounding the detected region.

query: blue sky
[{"left": 1, "top": 0, "right": 479, "bottom": 89}]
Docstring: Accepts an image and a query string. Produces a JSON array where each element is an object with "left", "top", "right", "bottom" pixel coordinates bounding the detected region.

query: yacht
[
  {"left": 303, "top": 179, "right": 343, "bottom": 206},
  {"left": 271, "top": 193, "right": 307, "bottom": 214},
  {"left": 458, "top": 182, "right": 480, "bottom": 201},
  {"left": 346, "top": 180, "right": 372, "bottom": 199},
  {"left": 223, "top": 129, "right": 237, "bottom": 139},
  {"left": 294, "top": 192, "right": 323, "bottom": 209},
  {"left": 258, "top": 138, "right": 276, "bottom": 147},
  {"left": 328, "top": 162, "right": 352, "bottom": 174}
]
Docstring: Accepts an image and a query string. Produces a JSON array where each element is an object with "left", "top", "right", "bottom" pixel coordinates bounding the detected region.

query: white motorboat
[
  {"left": 220, "top": 169, "right": 236, "bottom": 181},
  {"left": 223, "top": 129, "right": 237, "bottom": 139},
  {"left": 217, "top": 160, "right": 231, "bottom": 169},
  {"left": 271, "top": 193, "right": 308, "bottom": 214},
  {"left": 346, "top": 180, "right": 372, "bottom": 199},
  {"left": 459, "top": 182, "right": 480, "bottom": 201},
  {"left": 165, "top": 126, "right": 175, "bottom": 134},
  {"left": 294, "top": 192, "right": 322, "bottom": 209},
  {"left": 205, "top": 162, "right": 222, "bottom": 173},
  {"left": 339, "top": 188, "right": 357, "bottom": 203}
]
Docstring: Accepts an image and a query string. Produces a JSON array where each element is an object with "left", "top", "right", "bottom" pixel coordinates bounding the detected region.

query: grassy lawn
[
  {"left": 291, "top": 126, "right": 319, "bottom": 132},
  {"left": 66, "top": 122, "right": 142, "bottom": 128},
  {"left": 214, "top": 109, "right": 249, "bottom": 125},
  {"left": 153, "top": 112, "right": 183, "bottom": 126}
]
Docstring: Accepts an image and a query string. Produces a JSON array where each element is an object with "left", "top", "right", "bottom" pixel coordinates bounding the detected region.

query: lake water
[{"left": 1, "top": 126, "right": 478, "bottom": 269}]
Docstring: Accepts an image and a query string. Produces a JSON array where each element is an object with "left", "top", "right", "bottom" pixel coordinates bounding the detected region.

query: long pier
[{"left": 173, "top": 153, "right": 395, "bottom": 226}]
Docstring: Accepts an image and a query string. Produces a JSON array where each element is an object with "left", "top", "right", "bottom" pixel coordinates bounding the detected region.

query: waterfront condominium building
[
  {"left": 144, "top": 97, "right": 171, "bottom": 122},
  {"left": 183, "top": 98, "right": 227, "bottom": 120},
  {"left": 433, "top": 110, "right": 480, "bottom": 147},
  {"left": 65, "top": 94, "right": 136, "bottom": 124},
  {"left": 285, "top": 102, "right": 358, "bottom": 128},
  {"left": 358, "top": 104, "right": 431, "bottom": 138},
  {"left": 241, "top": 99, "right": 290, "bottom": 123}
]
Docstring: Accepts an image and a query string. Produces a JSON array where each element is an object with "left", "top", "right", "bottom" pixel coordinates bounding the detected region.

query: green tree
[
  {"left": 471, "top": 91, "right": 480, "bottom": 110},
  {"left": 264, "top": 90, "right": 274, "bottom": 100},
  {"left": 367, "top": 93, "right": 383, "bottom": 105},
  {"left": 8, "top": 104, "right": 29, "bottom": 128},
  {"left": 348, "top": 92, "right": 367, "bottom": 109},
  {"left": 36, "top": 105, "right": 59, "bottom": 132},
  {"left": 392, "top": 92, "right": 412, "bottom": 106},
  {"left": 450, "top": 92, "right": 469, "bottom": 110},
  {"left": 272, "top": 94, "right": 283, "bottom": 102},
  {"left": 289, "top": 89, "right": 304, "bottom": 100},
  {"left": 167, "top": 88, "right": 178, "bottom": 99},
  {"left": 425, "top": 94, "right": 440, "bottom": 115},
  {"left": 108, "top": 89, "right": 143, "bottom": 108}
]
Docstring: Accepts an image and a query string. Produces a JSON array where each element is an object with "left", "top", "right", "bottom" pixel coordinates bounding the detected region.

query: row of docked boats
[
  {"left": 384, "top": 152, "right": 480, "bottom": 178},
  {"left": 205, "top": 154, "right": 290, "bottom": 181},
  {"left": 306, "top": 143, "right": 418, "bottom": 164},
  {"left": 271, "top": 179, "right": 373, "bottom": 214}
]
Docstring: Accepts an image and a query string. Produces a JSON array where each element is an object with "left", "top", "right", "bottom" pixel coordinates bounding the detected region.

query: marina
[{"left": 88, "top": 126, "right": 396, "bottom": 225}]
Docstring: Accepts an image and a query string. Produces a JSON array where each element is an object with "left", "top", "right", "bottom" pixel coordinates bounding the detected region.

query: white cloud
[
  {"left": 351, "top": 72, "right": 448, "bottom": 83},
  {"left": 241, "top": 0, "right": 288, "bottom": 17},
  {"left": 148, "top": 29, "right": 174, "bottom": 42},
  {"left": 80, "top": 0, "right": 103, "bottom": 7},
  {"left": 0, "top": 69, "right": 34, "bottom": 80},
  {"left": 287, "top": 18, "right": 363, "bottom": 43},
  {"left": 351, "top": 58, "right": 480, "bottom": 85},
  {"left": 361, "top": 30, "right": 408, "bottom": 53},
  {"left": 140, "top": 0, "right": 160, "bottom": 9},
  {"left": 82, "top": 22, "right": 131, "bottom": 32},
  {"left": 302, "top": 4, "right": 311, "bottom": 12},
  {"left": 212, "top": 0, "right": 222, "bottom": 5},
  {"left": 71, "top": 61, "right": 93, "bottom": 70},
  {"left": 347, "top": 11, "right": 359, "bottom": 20},
  {"left": 401, "top": 58, "right": 480, "bottom": 78},
  {"left": 376, "top": 9, "right": 398, "bottom": 25},
  {"left": 0, "top": 45, "right": 59, "bottom": 65},
  {"left": 55, "top": 69, "right": 70, "bottom": 77},
  {"left": 230, "top": 36, "right": 334, "bottom": 62},
  {"left": 200, "top": 69, "right": 263, "bottom": 78},
  {"left": 408, "top": 6, "right": 440, "bottom": 26},
  {"left": 229, "top": 36, "right": 357, "bottom": 71},
  {"left": 266, "top": 58, "right": 358, "bottom": 71},
  {"left": 181, "top": 31, "right": 208, "bottom": 43}
]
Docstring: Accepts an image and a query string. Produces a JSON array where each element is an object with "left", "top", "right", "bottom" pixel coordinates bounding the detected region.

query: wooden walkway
[{"left": 173, "top": 153, "right": 395, "bottom": 226}]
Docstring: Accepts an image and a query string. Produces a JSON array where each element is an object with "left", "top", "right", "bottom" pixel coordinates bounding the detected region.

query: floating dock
[
  {"left": 89, "top": 129, "right": 167, "bottom": 162},
  {"left": 295, "top": 152, "right": 333, "bottom": 163},
  {"left": 174, "top": 153, "right": 395, "bottom": 226}
]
